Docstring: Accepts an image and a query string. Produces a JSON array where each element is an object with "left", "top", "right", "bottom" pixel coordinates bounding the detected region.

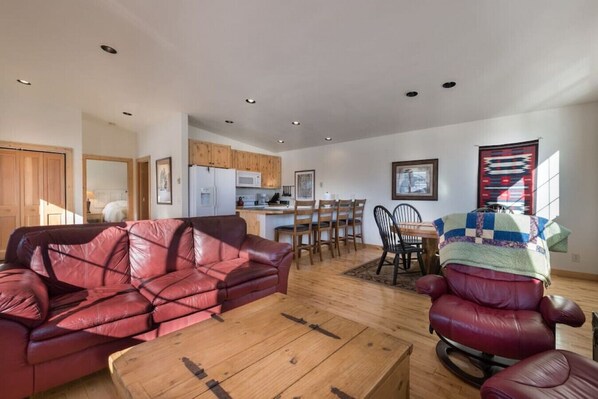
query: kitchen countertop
[{"left": 236, "top": 206, "right": 294, "bottom": 215}]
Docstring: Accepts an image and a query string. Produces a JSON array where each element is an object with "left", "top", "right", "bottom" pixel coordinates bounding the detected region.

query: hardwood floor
[{"left": 34, "top": 246, "right": 598, "bottom": 399}]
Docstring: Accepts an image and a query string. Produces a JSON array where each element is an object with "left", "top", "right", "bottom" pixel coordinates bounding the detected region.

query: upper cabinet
[
  {"left": 191, "top": 141, "right": 281, "bottom": 188},
  {"left": 189, "top": 140, "right": 232, "bottom": 168}
]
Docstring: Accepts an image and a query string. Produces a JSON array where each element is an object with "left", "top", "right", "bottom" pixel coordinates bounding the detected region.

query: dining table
[{"left": 397, "top": 221, "right": 440, "bottom": 275}]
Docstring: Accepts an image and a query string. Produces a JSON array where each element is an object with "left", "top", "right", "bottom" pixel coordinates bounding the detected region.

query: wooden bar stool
[
  {"left": 347, "top": 199, "right": 366, "bottom": 251},
  {"left": 333, "top": 199, "right": 352, "bottom": 256},
  {"left": 313, "top": 199, "right": 336, "bottom": 261},
  {"left": 274, "top": 200, "right": 315, "bottom": 268}
]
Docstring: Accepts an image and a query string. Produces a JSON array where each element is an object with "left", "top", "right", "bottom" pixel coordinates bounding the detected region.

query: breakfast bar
[{"left": 236, "top": 207, "right": 295, "bottom": 240}]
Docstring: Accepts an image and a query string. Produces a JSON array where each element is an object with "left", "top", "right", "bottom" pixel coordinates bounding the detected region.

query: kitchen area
[{"left": 188, "top": 139, "right": 296, "bottom": 240}]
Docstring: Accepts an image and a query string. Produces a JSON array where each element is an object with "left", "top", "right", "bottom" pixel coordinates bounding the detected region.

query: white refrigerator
[{"left": 189, "top": 166, "right": 236, "bottom": 217}]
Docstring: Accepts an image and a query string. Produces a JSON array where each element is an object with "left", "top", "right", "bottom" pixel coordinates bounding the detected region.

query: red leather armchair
[{"left": 416, "top": 263, "right": 586, "bottom": 387}]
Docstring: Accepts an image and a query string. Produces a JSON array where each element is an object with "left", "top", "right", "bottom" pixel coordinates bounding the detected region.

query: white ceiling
[{"left": 1, "top": 1, "right": 597, "bottom": 152}]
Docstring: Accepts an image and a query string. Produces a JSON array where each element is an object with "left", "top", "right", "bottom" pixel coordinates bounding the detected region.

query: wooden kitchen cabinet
[
  {"left": 233, "top": 150, "right": 260, "bottom": 172},
  {"left": 260, "top": 154, "right": 282, "bottom": 188},
  {"left": 189, "top": 140, "right": 232, "bottom": 168}
]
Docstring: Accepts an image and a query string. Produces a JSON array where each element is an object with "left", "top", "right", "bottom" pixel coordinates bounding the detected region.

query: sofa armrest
[
  {"left": 0, "top": 268, "right": 49, "bottom": 328},
  {"left": 540, "top": 295, "right": 586, "bottom": 328},
  {"left": 240, "top": 234, "right": 292, "bottom": 267},
  {"left": 415, "top": 275, "right": 448, "bottom": 301}
]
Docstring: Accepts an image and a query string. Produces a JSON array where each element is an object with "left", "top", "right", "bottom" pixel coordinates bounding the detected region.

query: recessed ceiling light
[
  {"left": 225, "top": 120, "right": 234, "bottom": 124},
  {"left": 16, "top": 79, "right": 31, "bottom": 85},
  {"left": 405, "top": 91, "right": 418, "bottom": 97},
  {"left": 324, "top": 137, "right": 332, "bottom": 141},
  {"left": 245, "top": 98, "right": 256, "bottom": 104},
  {"left": 277, "top": 140, "right": 285, "bottom": 144},
  {"left": 100, "top": 45, "right": 118, "bottom": 54},
  {"left": 442, "top": 81, "right": 456, "bottom": 88},
  {"left": 122, "top": 111, "right": 132, "bottom": 116},
  {"left": 291, "top": 121, "right": 300, "bottom": 126}
]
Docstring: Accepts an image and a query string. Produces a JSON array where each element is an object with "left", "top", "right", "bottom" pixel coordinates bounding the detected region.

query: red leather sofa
[{"left": 0, "top": 216, "right": 292, "bottom": 399}]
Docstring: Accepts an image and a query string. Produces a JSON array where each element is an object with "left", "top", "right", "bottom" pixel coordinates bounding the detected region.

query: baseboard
[{"left": 552, "top": 268, "right": 598, "bottom": 281}]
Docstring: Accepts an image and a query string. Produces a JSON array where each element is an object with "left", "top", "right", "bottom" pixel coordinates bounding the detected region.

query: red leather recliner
[{"left": 416, "top": 263, "right": 586, "bottom": 387}]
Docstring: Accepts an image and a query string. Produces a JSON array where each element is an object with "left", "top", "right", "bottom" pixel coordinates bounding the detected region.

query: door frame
[
  {"left": 82, "top": 154, "right": 134, "bottom": 223},
  {"left": 0, "top": 140, "right": 74, "bottom": 223},
  {"left": 136, "top": 156, "right": 151, "bottom": 220}
]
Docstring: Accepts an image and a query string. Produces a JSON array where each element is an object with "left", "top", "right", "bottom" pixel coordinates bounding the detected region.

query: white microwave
[{"left": 236, "top": 171, "right": 262, "bottom": 187}]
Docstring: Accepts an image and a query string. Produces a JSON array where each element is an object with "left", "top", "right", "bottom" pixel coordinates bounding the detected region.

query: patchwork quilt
[{"left": 433, "top": 213, "right": 571, "bottom": 286}]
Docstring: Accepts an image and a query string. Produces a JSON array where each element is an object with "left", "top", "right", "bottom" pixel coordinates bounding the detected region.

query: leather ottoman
[{"left": 480, "top": 350, "right": 598, "bottom": 399}]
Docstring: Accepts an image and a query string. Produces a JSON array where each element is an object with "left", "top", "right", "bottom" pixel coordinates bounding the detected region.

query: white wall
[
  {"left": 189, "top": 125, "right": 275, "bottom": 155},
  {"left": 137, "top": 113, "right": 188, "bottom": 219},
  {"left": 280, "top": 102, "right": 598, "bottom": 274},
  {"left": 87, "top": 160, "right": 128, "bottom": 191},
  {"left": 82, "top": 114, "right": 137, "bottom": 158},
  {"left": 0, "top": 91, "right": 84, "bottom": 222}
]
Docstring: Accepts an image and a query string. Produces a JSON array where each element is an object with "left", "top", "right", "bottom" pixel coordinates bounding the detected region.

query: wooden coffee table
[{"left": 109, "top": 293, "right": 412, "bottom": 398}]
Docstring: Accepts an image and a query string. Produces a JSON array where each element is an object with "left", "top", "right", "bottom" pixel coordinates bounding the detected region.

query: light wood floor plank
[{"left": 32, "top": 247, "right": 598, "bottom": 399}]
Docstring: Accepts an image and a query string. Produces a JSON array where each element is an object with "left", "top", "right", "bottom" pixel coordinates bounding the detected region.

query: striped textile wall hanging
[{"left": 477, "top": 140, "right": 539, "bottom": 215}]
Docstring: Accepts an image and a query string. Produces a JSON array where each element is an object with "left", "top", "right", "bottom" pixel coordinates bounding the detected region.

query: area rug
[{"left": 343, "top": 258, "right": 423, "bottom": 293}]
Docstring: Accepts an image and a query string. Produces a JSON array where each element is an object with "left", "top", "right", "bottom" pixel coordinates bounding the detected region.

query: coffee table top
[{"left": 109, "top": 293, "right": 412, "bottom": 398}]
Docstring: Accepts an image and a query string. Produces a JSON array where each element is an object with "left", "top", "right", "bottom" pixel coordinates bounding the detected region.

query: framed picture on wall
[
  {"left": 295, "top": 170, "right": 315, "bottom": 201},
  {"left": 392, "top": 159, "right": 438, "bottom": 201},
  {"left": 156, "top": 157, "right": 172, "bottom": 205}
]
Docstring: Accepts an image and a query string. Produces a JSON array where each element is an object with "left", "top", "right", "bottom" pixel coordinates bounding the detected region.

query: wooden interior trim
[
  {"left": 552, "top": 268, "right": 598, "bottom": 281},
  {"left": 136, "top": 156, "right": 151, "bottom": 220},
  {"left": 0, "top": 140, "right": 74, "bottom": 223},
  {"left": 83, "top": 154, "right": 134, "bottom": 223}
]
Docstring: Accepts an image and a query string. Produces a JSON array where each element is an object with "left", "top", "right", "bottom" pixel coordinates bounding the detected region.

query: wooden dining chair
[
  {"left": 333, "top": 199, "right": 353, "bottom": 256},
  {"left": 313, "top": 199, "right": 336, "bottom": 261},
  {"left": 393, "top": 203, "right": 422, "bottom": 268},
  {"left": 274, "top": 200, "right": 315, "bottom": 268},
  {"left": 347, "top": 199, "right": 366, "bottom": 251}
]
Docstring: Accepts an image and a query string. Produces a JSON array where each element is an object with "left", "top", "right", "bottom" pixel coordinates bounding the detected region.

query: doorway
[
  {"left": 82, "top": 155, "right": 133, "bottom": 223},
  {"left": 137, "top": 156, "right": 150, "bottom": 220}
]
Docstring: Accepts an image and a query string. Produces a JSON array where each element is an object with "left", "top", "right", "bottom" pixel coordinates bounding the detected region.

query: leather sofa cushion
[
  {"left": 30, "top": 284, "right": 152, "bottom": 342},
  {"left": 137, "top": 269, "right": 221, "bottom": 306},
  {"left": 129, "top": 219, "right": 195, "bottom": 284},
  {"left": 429, "top": 294, "right": 554, "bottom": 360},
  {"left": 28, "top": 313, "right": 151, "bottom": 365},
  {"left": 198, "top": 258, "right": 278, "bottom": 287},
  {"left": 152, "top": 290, "right": 221, "bottom": 323},
  {"left": 0, "top": 268, "right": 49, "bottom": 328},
  {"left": 444, "top": 264, "right": 543, "bottom": 310},
  {"left": 191, "top": 216, "right": 246, "bottom": 265},
  {"left": 17, "top": 226, "right": 130, "bottom": 295},
  {"left": 480, "top": 350, "right": 598, "bottom": 399}
]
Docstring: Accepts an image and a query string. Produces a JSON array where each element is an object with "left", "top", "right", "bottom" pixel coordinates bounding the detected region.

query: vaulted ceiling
[{"left": 1, "top": 1, "right": 597, "bottom": 151}]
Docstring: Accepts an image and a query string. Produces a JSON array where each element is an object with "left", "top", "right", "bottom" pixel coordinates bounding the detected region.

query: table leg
[{"left": 422, "top": 237, "right": 440, "bottom": 275}]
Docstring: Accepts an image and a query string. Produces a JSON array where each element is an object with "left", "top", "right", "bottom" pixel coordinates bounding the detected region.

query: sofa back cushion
[
  {"left": 190, "top": 216, "right": 246, "bottom": 265},
  {"left": 444, "top": 263, "right": 543, "bottom": 310},
  {"left": 16, "top": 226, "right": 130, "bottom": 296},
  {"left": 128, "top": 219, "right": 195, "bottom": 284}
]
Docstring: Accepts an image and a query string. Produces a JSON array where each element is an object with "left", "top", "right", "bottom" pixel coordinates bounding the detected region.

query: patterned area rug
[{"left": 343, "top": 257, "right": 423, "bottom": 293}]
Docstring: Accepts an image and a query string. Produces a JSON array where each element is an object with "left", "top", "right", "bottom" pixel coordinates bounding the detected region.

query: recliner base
[{"left": 435, "top": 334, "right": 518, "bottom": 388}]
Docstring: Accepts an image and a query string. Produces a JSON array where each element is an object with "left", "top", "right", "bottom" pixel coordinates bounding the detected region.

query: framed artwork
[
  {"left": 156, "top": 157, "right": 172, "bottom": 205},
  {"left": 295, "top": 170, "right": 315, "bottom": 201},
  {"left": 392, "top": 159, "right": 438, "bottom": 201},
  {"left": 477, "top": 140, "right": 538, "bottom": 214}
]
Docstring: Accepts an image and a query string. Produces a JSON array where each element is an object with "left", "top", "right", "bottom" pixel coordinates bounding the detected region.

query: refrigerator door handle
[{"left": 213, "top": 186, "right": 218, "bottom": 208}]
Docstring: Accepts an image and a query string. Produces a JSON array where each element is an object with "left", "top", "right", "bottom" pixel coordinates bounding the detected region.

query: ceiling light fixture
[
  {"left": 16, "top": 79, "right": 31, "bottom": 85},
  {"left": 324, "top": 137, "right": 332, "bottom": 141},
  {"left": 245, "top": 98, "right": 256, "bottom": 104},
  {"left": 277, "top": 140, "right": 285, "bottom": 144},
  {"left": 122, "top": 111, "right": 132, "bottom": 116},
  {"left": 442, "top": 81, "right": 456, "bottom": 88},
  {"left": 405, "top": 91, "right": 418, "bottom": 97},
  {"left": 100, "top": 45, "right": 118, "bottom": 54},
  {"left": 225, "top": 120, "right": 234, "bottom": 124},
  {"left": 291, "top": 121, "right": 300, "bottom": 126}
]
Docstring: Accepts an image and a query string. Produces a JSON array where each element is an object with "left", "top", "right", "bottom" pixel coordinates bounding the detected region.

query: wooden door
[
  {"left": 43, "top": 153, "right": 66, "bottom": 225},
  {"left": 248, "top": 152, "right": 260, "bottom": 172},
  {"left": 137, "top": 158, "right": 150, "bottom": 220},
  {"left": 20, "top": 151, "right": 44, "bottom": 227},
  {"left": 211, "top": 143, "right": 231, "bottom": 168},
  {"left": 271, "top": 156, "right": 281, "bottom": 188},
  {"left": 189, "top": 140, "right": 211, "bottom": 166},
  {"left": 260, "top": 155, "right": 274, "bottom": 188},
  {"left": 0, "top": 149, "right": 20, "bottom": 260}
]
